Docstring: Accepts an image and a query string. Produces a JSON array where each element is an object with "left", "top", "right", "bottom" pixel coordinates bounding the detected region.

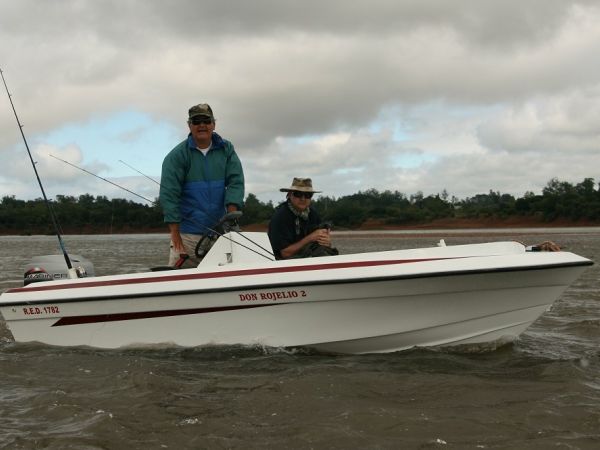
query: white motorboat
[{"left": 0, "top": 231, "right": 592, "bottom": 354}]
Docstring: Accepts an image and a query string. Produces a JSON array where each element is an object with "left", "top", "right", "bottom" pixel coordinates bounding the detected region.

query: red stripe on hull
[{"left": 9, "top": 257, "right": 450, "bottom": 294}]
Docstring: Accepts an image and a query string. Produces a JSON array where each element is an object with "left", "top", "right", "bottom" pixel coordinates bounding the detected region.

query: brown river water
[{"left": 1, "top": 229, "right": 599, "bottom": 449}]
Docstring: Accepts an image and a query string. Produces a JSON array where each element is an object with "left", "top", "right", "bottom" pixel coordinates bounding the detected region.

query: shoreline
[
  {"left": 244, "top": 217, "right": 600, "bottom": 232},
  {"left": 3, "top": 218, "right": 600, "bottom": 237}
]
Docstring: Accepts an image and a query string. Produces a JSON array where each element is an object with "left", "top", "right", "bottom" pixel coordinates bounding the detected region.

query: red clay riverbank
[
  {"left": 355, "top": 217, "right": 600, "bottom": 230},
  {"left": 3, "top": 217, "right": 600, "bottom": 236},
  {"left": 243, "top": 217, "right": 600, "bottom": 233}
]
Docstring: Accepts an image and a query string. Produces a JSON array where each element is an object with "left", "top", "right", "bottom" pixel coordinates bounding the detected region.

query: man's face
[
  {"left": 188, "top": 116, "right": 215, "bottom": 145},
  {"left": 289, "top": 191, "right": 313, "bottom": 211}
]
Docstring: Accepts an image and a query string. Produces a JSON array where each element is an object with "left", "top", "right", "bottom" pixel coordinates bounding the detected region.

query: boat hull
[
  {"left": 0, "top": 240, "right": 591, "bottom": 353},
  {"left": 1, "top": 251, "right": 584, "bottom": 353}
]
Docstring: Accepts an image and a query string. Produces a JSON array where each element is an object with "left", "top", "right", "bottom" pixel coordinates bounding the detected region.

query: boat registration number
[{"left": 22, "top": 305, "right": 61, "bottom": 316}]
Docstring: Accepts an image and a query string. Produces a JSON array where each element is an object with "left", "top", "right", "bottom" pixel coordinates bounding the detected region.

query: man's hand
[
  {"left": 168, "top": 223, "right": 185, "bottom": 253},
  {"left": 309, "top": 228, "right": 332, "bottom": 247}
]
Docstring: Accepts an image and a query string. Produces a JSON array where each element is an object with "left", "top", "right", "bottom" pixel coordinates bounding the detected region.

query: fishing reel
[
  {"left": 221, "top": 211, "right": 243, "bottom": 233},
  {"left": 309, "top": 221, "right": 333, "bottom": 233}
]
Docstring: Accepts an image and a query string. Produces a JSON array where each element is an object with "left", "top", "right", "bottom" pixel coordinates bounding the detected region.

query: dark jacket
[{"left": 268, "top": 202, "right": 322, "bottom": 259}]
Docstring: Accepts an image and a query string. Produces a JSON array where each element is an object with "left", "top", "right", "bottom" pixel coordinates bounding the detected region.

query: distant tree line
[
  {"left": 1, "top": 177, "right": 599, "bottom": 234},
  {"left": 0, "top": 194, "right": 163, "bottom": 235}
]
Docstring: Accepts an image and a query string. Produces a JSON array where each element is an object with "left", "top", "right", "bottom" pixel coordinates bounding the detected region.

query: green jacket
[{"left": 160, "top": 133, "right": 244, "bottom": 234}]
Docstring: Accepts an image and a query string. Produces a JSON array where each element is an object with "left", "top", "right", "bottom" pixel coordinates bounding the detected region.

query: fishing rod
[
  {"left": 50, "top": 154, "right": 155, "bottom": 203},
  {"left": 118, "top": 160, "right": 276, "bottom": 259},
  {"left": 1, "top": 68, "right": 80, "bottom": 277},
  {"left": 119, "top": 159, "right": 160, "bottom": 186},
  {"left": 53, "top": 156, "right": 275, "bottom": 261}
]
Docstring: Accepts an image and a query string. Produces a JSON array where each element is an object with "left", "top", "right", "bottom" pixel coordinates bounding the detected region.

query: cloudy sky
[{"left": 1, "top": 0, "right": 599, "bottom": 207}]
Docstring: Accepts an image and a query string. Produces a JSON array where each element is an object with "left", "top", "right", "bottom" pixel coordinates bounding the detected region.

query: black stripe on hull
[{"left": 52, "top": 303, "right": 276, "bottom": 327}]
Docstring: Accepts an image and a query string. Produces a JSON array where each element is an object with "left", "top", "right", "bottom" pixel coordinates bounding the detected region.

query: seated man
[{"left": 268, "top": 177, "right": 337, "bottom": 259}]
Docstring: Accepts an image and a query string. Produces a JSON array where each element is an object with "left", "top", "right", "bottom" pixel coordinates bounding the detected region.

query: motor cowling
[{"left": 23, "top": 255, "right": 95, "bottom": 286}]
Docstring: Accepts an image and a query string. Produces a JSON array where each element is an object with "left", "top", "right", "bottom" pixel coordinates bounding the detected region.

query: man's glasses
[
  {"left": 292, "top": 191, "right": 313, "bottom": 199},
  {"left": 190, "top": 117, "right": 213, "bottom": 125}
]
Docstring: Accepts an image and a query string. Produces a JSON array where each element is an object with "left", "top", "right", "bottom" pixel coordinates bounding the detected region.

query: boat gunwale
[{"left": 1, "top": 258, "right": 592, "bottom": 308}]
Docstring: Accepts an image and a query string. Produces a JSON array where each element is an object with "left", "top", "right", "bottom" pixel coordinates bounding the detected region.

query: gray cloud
[{"left": 1, "top": 0, "right": 600, "bottom": 204}]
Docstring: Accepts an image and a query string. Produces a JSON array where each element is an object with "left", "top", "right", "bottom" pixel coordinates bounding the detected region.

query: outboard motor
[{"left": 23, "top": 255, "right": 95, "bottom": 286}]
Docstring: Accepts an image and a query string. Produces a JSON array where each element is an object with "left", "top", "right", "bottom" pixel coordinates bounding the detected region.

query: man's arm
[
  {"left": 160, "top": 145, "right": 187, "bottom": 223},
  {"left": 279, "top": 228, "right": 331, "bottom": 259},
  {"left": 223, "top": 144, "right": 245, "bottom": 209}
]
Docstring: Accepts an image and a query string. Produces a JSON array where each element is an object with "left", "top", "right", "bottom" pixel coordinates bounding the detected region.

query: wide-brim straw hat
[{"left": 280, "top": 177, "right": 322, "bottom": 193}]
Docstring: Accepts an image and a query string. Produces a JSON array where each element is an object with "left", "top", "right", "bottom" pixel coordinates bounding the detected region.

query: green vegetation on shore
[{"left": 2, "top": 177, "right": 599, "bottom": 235}]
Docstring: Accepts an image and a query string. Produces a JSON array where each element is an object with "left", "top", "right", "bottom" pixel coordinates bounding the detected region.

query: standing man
[{"left": 160, "top": 103, "right": 244, "bottom": 267}]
